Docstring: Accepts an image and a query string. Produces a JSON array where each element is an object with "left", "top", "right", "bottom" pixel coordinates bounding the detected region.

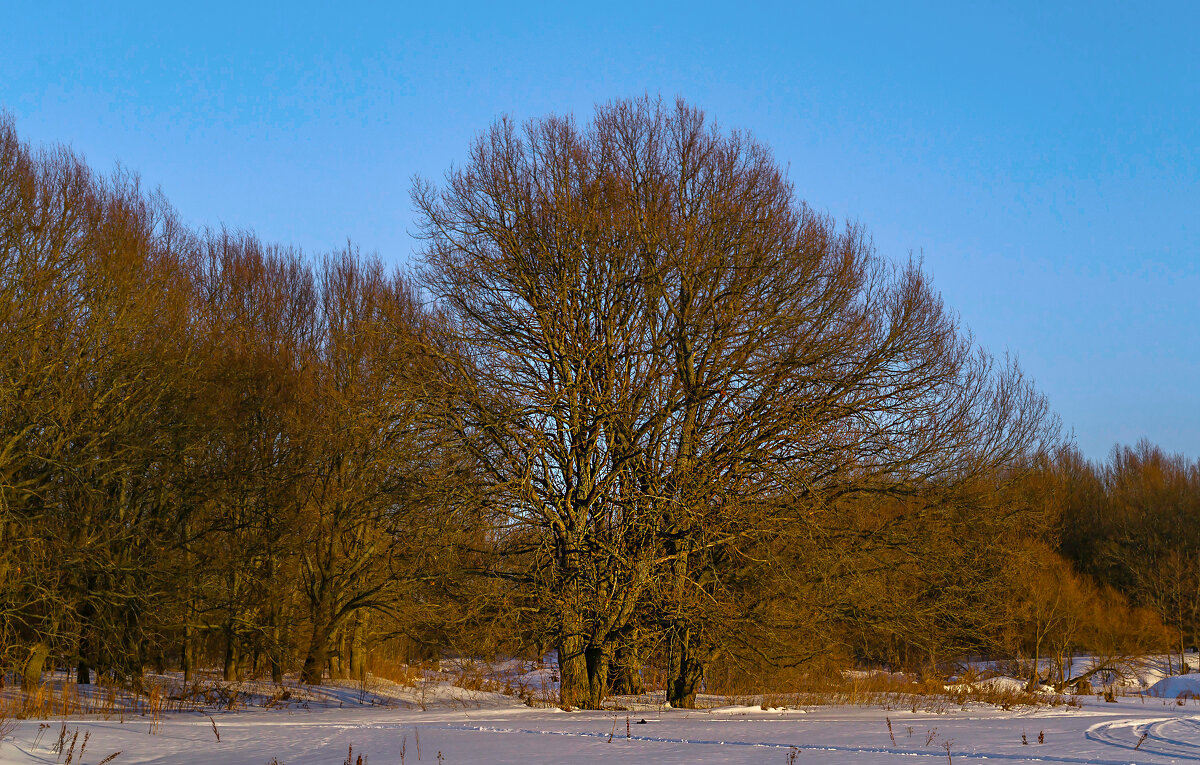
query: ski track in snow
[{"left": 426, "top": 719, "right": 1200, "bottom": 763}]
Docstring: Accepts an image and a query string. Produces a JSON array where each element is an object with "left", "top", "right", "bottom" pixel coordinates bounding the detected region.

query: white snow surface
[
  {"left": 1144, "top": 675, "right": 1200, "bottom": 699},
  {"left": 8, "top": 672, "right": 1200, "bottom": 764}
]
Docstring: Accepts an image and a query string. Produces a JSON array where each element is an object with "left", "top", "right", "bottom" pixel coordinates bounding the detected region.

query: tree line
[{"left": 0, "top": 99, "right": 1192, "bottom": 708}]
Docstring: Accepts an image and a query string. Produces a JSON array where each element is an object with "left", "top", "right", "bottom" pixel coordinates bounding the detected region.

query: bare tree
[
  {"left": 296, "top": 250, "right": 462, "bottom": 684},
  {"left": 416, "top": 97, "right": 1057, "bottom": 707}
]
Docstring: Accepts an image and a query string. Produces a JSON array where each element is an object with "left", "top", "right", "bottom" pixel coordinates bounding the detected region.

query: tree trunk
[
  {"left": 23, "top": 642, "right": 51, "bottom": 692},
  {"left": 585, "top": 642, "right": 611, "bottom": 709},
  {"left": 302, "top": 619, "right": 334, "bottom": 684},
  {"left": 223, "top": 626, "right": 240, "bottom": 682},
  {"left": 334, "top": 629, "right": 349, "bottom": 680},
  {"left": 76, "top": 601, "right": 94, "bottom": 685},
  {"left": 350, "top": 614, "right": 366, "bottom": 682},
  {"left": 610, "top": 638, "right": 646, "bottom": 695},
  {"left": 182, "top": 623, "right": 195, "bottom": 682},
  {"left": 1181, "top": 628, "right": 1188, "bottom": 674},
  {"left": 666, "top": 625, "right": 703, "bottom": 708},
  {"left": 269, "top": 605, "right": 284, "bottom": 683},
  {"left": 558, "top": 633, "right": 590, "bottom": 708}
]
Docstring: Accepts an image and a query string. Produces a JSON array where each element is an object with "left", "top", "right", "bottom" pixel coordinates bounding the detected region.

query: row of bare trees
[
  {"left": 0, "top": 112, "right": 473, "bottom": 690},
  {"left": 1055, "top": 441, "right": 1200, "bottom": 669},
  {"left": 1, "top": 100, "right": 1181, "bottom": 708}
]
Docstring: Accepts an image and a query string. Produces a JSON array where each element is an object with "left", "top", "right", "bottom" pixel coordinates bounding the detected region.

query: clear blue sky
[{"left": 3, "top": 1, "right": 1196, "bottom": 462}]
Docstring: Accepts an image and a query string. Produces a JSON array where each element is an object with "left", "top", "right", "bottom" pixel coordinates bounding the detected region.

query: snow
[
  {"left": 1144, "top": 674, "right": 1200, "bottom": 699},
  {"left": 8, "top": 674, "right": 1200, "bottom": 763}
]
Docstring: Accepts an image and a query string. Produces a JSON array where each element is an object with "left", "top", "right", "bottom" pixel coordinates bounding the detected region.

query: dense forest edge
[{"left": 2, "top": 99, "right": 1198, "bottom": 712}]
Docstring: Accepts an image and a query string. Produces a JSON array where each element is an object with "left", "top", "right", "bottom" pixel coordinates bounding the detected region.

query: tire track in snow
[{"left": 434, "top": 721, "right": 1179, "bottom": 763}]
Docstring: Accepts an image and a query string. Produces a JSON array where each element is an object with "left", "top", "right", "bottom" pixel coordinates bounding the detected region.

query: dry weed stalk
[
  {"left": 32, "top": 722, "right": 51, "bottom": 750},
  {"left": 63, "top": 728, "right": 79, "bottom": 764}
]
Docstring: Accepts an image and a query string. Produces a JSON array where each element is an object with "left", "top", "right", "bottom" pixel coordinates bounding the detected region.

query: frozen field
[
  {"left": 6, "top": 668, "right": 1200, "bottom": 764},
  {"left": 9, "top": 696, "right": 1200, "bottom": 764}
]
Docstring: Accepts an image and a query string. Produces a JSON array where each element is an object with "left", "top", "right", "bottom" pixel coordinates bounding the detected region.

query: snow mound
[{"left": 1143, "top": 675, "right": 1200, "bottom": 698}]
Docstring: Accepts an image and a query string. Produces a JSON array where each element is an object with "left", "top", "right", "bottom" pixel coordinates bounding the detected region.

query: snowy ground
[{"left": 7, "top": 664, "right": 1200, "bottom": 763}]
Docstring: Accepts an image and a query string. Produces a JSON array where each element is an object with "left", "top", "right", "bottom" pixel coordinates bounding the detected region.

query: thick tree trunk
[
  {"left": 23, "top": 642, "right": 51, "bottom": 692},
  {"left": 129, "top": 666, "right": 144, "bottom": 690},
  {"left": 302, "top": 619, "right": 334, "bottom": 684},
  {"left": 585, "top": 642, "right": 611, "bottom": 709},
  {"left": 610, "top": 639, "right": 646, "bottom": 695},
  {"left": 558, "top": 633, "right": 590, "bottom": 708},
  {"left": 223, "top": 625, "right": 240, "bottom": 682},
  {"left": 666, "top": 625, "right": 703, "bottom": 708}
]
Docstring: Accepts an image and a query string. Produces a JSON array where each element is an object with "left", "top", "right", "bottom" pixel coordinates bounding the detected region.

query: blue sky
[{"left": 3, "top": 1, "right": 1196, "bottom": 461}]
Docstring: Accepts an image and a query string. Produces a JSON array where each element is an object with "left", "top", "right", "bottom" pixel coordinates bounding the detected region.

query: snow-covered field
[{"left": 7, "top": 666, "right": 1200, "bottom": 764}]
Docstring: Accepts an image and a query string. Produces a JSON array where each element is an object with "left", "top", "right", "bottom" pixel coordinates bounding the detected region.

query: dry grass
[
  {"left": 0, "top": 699, "right": 15, "bottom": 741},
  {"left": 704, "top": 668, "right": 1076, "bottom": 712},
  {"left": 364, "top": 660, "right": 423, "bottom": 688},
  {"left": 452, "top": 660, "right": 503, "bottom": 694},
  {"left": 0, "top": 676, "right": 208, "bottom": 723}
]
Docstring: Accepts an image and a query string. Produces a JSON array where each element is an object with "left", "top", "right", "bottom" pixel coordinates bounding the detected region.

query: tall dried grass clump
[
  {"left": 0, "top": 676, "right": 196, "bottom": 725},
  {"left": 365, "top": 659, "right": 423, "bottom": 688}
]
